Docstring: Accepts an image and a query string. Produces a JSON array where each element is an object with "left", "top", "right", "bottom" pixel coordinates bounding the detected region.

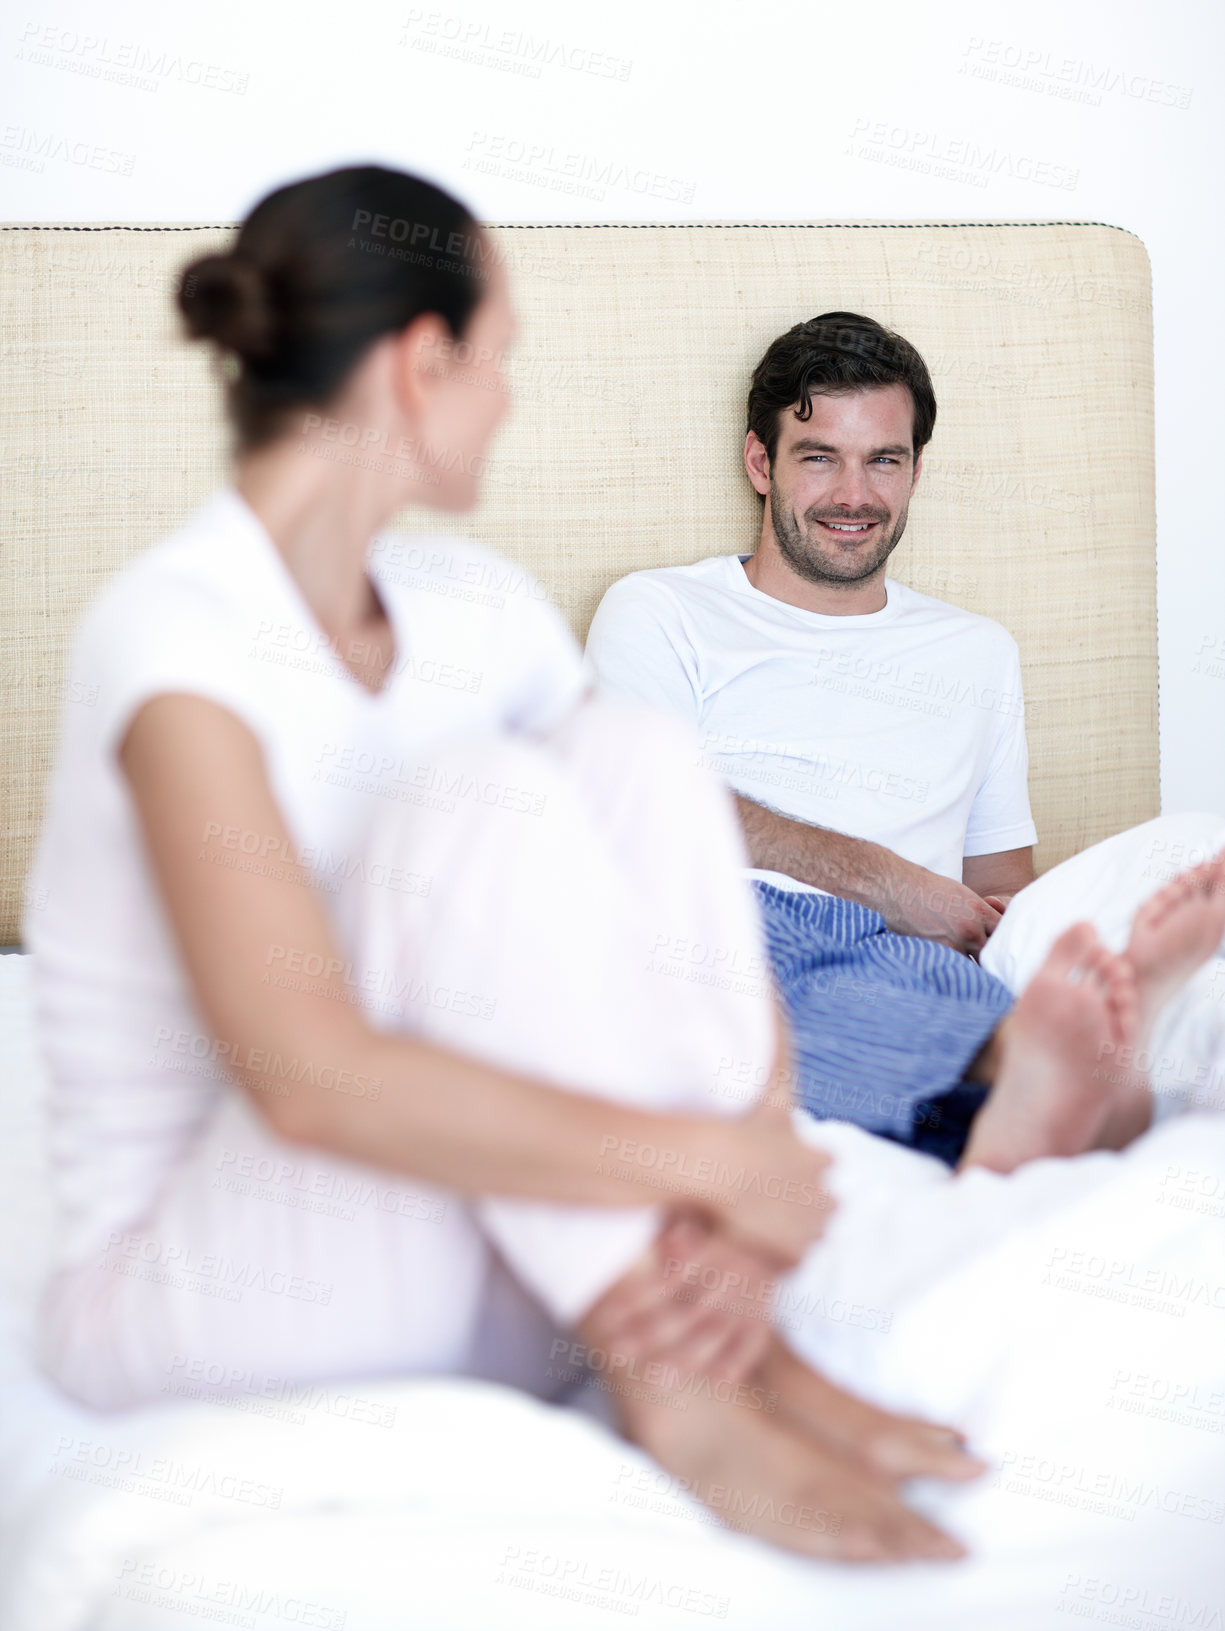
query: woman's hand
[
  {"left": 580, "top": 1216, "right": 779, "bottom": 1391},
  {"left": 702, "top": 1092, "right": 835, "bottom": 1267},
  {"left": 577, "top": 1219, "right": 779, "bottom": 1396}
]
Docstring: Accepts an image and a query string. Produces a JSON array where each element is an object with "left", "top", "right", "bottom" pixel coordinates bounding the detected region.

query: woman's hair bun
[
  {"left": 177, "top": 253, "right": 275, "bottom": 360},
  {"left": 172, "top": 167, "right": 485, "bottom": 451}
]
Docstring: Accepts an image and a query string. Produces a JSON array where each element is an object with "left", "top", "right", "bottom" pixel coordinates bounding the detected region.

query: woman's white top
[{"left": 24, "top": 488, "right": 587, "bottom": 1268}]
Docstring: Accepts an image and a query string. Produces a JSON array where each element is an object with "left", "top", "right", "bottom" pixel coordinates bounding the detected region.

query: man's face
[{"left": 754, "top": 383, "right": 922, "bottom": 587}]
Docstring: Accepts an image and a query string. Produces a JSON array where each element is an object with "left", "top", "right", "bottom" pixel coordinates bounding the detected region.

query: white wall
[{"left": 3, "top": 0, "right": 1221, "bottom": 812}]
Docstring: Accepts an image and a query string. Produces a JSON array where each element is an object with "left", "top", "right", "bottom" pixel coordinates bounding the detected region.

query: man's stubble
[{"left": 768, "top": 482, "right": 911, "bottom": 588}]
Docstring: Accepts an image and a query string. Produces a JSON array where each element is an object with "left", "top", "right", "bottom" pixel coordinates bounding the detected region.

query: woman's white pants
[{"left": 40, "top": 699, "right": 776, "bottom": 1408}]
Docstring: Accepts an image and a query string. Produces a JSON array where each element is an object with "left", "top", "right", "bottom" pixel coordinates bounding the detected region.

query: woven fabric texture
[{"left": 0, "top": 221, "right": 1156, "bottom": 942}]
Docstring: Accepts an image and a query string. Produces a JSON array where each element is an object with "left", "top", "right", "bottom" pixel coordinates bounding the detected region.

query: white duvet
[{"left": 3, "top": 812, "right": 1225, "bottom": 1629}]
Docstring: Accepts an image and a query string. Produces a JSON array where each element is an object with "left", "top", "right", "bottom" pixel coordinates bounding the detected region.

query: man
[{"left": 584, "top": 311, "right": 1127, "bottom": 1168}]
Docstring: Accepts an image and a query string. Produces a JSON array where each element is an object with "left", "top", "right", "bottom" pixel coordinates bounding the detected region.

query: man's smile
[{"left": 812, "top": 516, "right": 883, "bottom": 539}]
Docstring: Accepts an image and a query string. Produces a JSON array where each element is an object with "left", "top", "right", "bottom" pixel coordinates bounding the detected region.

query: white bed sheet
[
  {"left": 2, "top": 933, "right": 1224, "bottom": 1630},
  {"left": 0, "top": 957, "right": 960, "bottom": 1631}
]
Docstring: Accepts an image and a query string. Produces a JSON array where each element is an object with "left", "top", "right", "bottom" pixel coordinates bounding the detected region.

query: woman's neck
[
  {"left": 232, "top": 434, "right": 413, "bottom": 695},
  {"left": 234, "top": 437, "right": 400, "bottom": 643}
]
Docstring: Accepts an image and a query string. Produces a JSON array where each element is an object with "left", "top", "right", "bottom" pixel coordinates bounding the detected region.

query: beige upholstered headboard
[{"left": 0, "top": 221, "right": 1157, "bottom": 943}]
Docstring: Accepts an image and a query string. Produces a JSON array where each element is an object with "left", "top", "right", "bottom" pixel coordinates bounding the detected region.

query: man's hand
[
  {"left": 963, "top": 848, "right": 1034, "bottom": 916},
  {"left": 878, "top": 853, "right": 1001, "bottom": 955}
]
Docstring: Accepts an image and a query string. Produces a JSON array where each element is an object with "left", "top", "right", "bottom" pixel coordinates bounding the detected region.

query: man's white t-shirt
[{"left": 585, "top": 554, "right": 1037, "bottom": 891}]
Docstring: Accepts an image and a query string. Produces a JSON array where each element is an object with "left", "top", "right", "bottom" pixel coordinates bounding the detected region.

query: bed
[{"left": 1, "top": 219, "right": 1191, "bottom": 1630}]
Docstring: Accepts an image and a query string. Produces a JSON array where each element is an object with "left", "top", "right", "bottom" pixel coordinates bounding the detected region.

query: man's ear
[
  {"left": 744, "top": 430, "right": 771, "bottom": 497},
  {"left": 911, "top": 449, "right": 923, "bottom": 493}
]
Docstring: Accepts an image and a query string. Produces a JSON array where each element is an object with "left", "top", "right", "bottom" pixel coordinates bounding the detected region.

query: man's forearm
[
  {"left": 733, "top": 795, "right": 1002, "bottom": 953},
  {"left": 734, "top": 795, "right": 898, "bottom": 905}
]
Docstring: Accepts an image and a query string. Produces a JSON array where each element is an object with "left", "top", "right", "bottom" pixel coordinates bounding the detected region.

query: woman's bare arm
[{"left": 119, "top": 693, "right": 831, "bottom": 1256}]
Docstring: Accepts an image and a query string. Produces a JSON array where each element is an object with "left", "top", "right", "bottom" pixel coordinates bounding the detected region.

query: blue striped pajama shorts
[{"left": 753, "top": 881, "right": 1015, "bottom": 1165}]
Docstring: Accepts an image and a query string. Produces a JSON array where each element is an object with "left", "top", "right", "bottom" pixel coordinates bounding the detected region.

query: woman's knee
[{"left": 361, "top": 732, "right": 580, "bottom": 883}]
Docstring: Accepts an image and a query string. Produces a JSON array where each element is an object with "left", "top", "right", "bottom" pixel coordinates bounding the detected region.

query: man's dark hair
[{"left": 746, "top": 311, "right": 937, "bottom": 464}]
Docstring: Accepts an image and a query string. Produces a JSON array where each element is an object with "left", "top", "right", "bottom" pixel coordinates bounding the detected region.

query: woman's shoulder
[
  {"left": 52, "top": 484, "right": 340, "bottom": 774},
  {"left": 368, "top": 529, "right": 553, "bottom": 615},
  {"left": 367, "top": 529, "right": 585, "bottom": 729},
  {"left": 62, "top": 492, "right": 286, "bottom": 759},
  {"left": 77, "top": 490, "right": 272, "bottom": 660}
]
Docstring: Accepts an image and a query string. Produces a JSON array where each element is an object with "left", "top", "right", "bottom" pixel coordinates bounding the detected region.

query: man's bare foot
[
  {"left": 960, "top": 922, "right": 1134, "bottom": 1173},
  {"left": 621, "top": 1383, "right": 966, "bottom": 1563},
  {"left": 1092, "top": 856, "right": 1225, "bottom": 1144},
  {"left": 760, "top": 1338, "right": 986, "bottom": 1486},
  {"left": 1126, "top": 854, "right": 1225, "bottom": 1052}
]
